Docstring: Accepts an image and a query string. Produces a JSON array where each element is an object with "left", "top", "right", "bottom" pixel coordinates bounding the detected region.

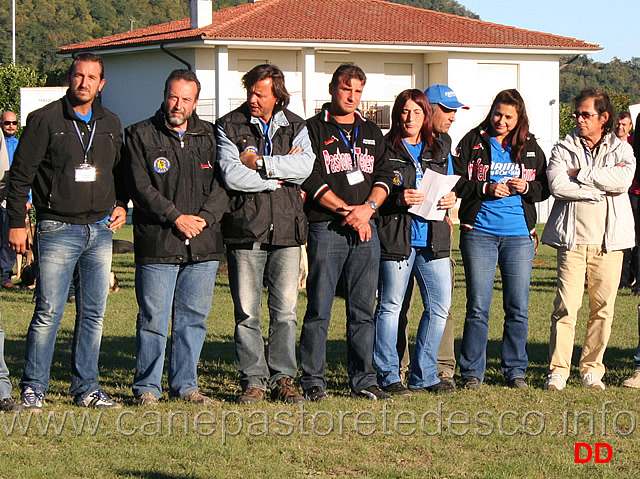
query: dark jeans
[
  {"left": 0, "top": 206, "right": 16, "bottom": 284},
  {"left": 299, "top": 220, "right": 380, "bottom": 393}
]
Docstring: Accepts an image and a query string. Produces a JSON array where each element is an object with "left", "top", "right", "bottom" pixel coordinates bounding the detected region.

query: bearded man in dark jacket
[{"left": 125, "top": 69, "right": 228, "bottom": 407}]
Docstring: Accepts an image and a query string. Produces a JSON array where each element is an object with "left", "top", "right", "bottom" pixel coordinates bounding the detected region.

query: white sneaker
[
  {"left": 544, "top": 373, "right": 566, "bottom": 391},
  {"left": 582, "top": 372, "right": 605, "bottom": 390},
  {"left": 623, "top": 370, "right": 640, "bottom": 388}
]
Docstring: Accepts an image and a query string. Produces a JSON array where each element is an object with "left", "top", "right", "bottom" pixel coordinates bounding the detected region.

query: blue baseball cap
[{"left": 425, "top": 84, "right": 469, "bottom": 110}]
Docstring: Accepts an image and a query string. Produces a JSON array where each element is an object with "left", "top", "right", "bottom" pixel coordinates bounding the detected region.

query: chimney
[{"left": 190, "top": 0, "right": 213, "bottom": 29}]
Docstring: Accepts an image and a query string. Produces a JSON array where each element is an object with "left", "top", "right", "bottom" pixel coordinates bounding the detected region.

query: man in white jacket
[{"left": 541, "top": 88, "right": 635, "bottom": 391}]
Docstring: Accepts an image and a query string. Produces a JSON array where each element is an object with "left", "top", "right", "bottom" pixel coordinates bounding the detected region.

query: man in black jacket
[
  {"left": 216, "top": 64, "right": 314, "bottom": 404},
  {"left": 7, "top": 53, "right": 127, "bottom": 411},
  {"left": 299, "top": 63, "right": 394, "bottom": 401},
  {"left": 125, "top": 70, "right": 228, "bottom": 406}
]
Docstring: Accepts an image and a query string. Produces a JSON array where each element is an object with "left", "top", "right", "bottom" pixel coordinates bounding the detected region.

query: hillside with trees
[
  {"left": 0, "top": 0, "right": 637, "bottom": 131},
  {"left": 0, "top": 0, "right": 477, "bottom": 77}
]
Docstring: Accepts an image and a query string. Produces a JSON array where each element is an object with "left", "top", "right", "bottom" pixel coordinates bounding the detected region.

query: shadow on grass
[
  {"left": 3, "top": 324, "right": 638, "bottom": 399},
  {"left": 116, "top": 472, "right": 197, "bottom": 479}
]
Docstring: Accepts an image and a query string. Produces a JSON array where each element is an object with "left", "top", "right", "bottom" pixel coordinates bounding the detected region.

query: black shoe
[
  {"left": 381, "top": 382, "right": 411, "bottom": 398},
  {"left": 461, "top": 376, "right": 482, "bottom": 390},
  {"left": 506, "top": 377, "right": 528, "bottom": 389},
  {"left": 350, "top": 385, "right": 391, "bottom": 400},
  {"left": 410, "top": 380, "right": 456, "bottom": 394},
  {"left": 303, "top": 386, "right": 328, "bottom": 402}
]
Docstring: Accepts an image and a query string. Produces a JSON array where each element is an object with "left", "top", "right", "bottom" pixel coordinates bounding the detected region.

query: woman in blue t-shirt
[
  {"left": 374, "top": 89, "right": 457, "bottom": 396},
  {"left": 453, "top": 89, "right": 549, "bottom": 389}
]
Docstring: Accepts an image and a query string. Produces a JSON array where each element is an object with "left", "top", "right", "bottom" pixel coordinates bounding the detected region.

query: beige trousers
[{"left": 549, "top": 245, "right": 623, "bottom": 379}]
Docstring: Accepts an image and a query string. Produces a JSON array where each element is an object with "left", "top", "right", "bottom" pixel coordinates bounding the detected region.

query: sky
[{"left": 459, "top": 0, "right": 640, "bottom": 63}]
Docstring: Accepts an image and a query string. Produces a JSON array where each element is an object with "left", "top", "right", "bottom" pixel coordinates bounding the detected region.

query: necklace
[{"left": 341, "top": 127, "right": 353, "bottom": 141}]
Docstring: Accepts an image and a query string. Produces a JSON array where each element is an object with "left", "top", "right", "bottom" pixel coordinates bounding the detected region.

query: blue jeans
[
  {"left": 408, "top": 248, "right": 451, "bottom": 388},
  {"left": 459, "top": 229, "right": 534, "bottom": 382},
  {"left": 0, "top": 206, "right": 17, "bottom": 283},
  {"left": 227, "top": 244, "right": 300, "bottom": 390},
  {"left": 299, "top": 221, "right": 380, "bottom": 393},
  {"left": 0, "top": 317, "right": 12, "bottom": 399},
  {"left": 21, "top": 221, "right": 114, "bottom": 398},
  {"left": 132, "top": 261, "right": 218, "bottom": 399},
  {"left": 375, "top": 247, "right": 451, "bottom": 388}
]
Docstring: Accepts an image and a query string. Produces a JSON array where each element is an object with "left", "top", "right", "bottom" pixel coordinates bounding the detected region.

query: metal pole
[{"left": 11, "top": 0, "right": 16, "bottom": 65}]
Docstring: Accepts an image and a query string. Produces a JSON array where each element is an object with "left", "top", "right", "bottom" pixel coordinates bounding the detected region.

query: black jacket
[
  {"left": 452, "top": 125, "right": 549, "bottom": 233},
  {"left": 216, "top": 104, "right": 309, "bottom": 246},
  {"left": 302, "top": 103, "right": 394, "bottom": 222},
  {"left": 124, "top": 108, "right": 227, "bottom": 265},
  {"left": 377, "top": 135, "right": 453, "bottom": 261},
  {"left": 6, "top": 92, "right": 125, "bottom": 227}
]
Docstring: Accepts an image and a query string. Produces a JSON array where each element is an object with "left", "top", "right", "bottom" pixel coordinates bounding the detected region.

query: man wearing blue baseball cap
[{"left": 396, "top": 84, "right": 468, "bottom": 390}]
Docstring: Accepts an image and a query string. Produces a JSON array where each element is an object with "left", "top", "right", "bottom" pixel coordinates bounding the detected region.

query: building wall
[
  {"left": 99, "top": 45, "right": 559, "bottom": 222},
  {"left": 102, "top": 49, "right": 196, "bottom": 129}
]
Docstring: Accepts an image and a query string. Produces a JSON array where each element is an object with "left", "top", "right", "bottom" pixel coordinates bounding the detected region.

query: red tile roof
[{"left": 60, "top": 0, "right": 600, "bottom": 52}]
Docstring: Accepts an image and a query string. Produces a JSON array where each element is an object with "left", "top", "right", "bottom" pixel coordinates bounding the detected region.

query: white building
[{"left": 60, "top": 0, "right": 601, "bottom": 220}]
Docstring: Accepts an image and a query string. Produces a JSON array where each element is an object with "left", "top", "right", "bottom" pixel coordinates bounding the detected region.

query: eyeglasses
[
  {"left": 3, "top": 121, "right": 18, "bottom": 126},
  {"left": 572, "top": 111, "right": 599, "bottom": 120}
]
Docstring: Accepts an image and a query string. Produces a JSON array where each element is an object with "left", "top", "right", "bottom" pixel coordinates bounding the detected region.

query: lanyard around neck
[
  {"left": 338, "top": 126, "right": 360, "bottom": 162},
  {"left": 73, "top": 120, "right": 97, "bottom": 164}
]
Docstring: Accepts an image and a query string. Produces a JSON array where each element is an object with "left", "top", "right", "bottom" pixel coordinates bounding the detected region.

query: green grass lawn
[{"left": 2, "top": 225, "right": 640, "bottom": 478}]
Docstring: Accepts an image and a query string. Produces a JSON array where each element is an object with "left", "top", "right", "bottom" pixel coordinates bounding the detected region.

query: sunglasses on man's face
[
  {"left": 572, "top": 111, "right": 599, "bottom": 120},
  {"left": 3, "top": 121, "right": 18, "bottom": 126}
]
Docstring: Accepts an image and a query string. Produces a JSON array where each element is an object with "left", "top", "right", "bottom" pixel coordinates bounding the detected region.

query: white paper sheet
[{"left": 408, "top": 169, "right": 460, "bottom": 221}]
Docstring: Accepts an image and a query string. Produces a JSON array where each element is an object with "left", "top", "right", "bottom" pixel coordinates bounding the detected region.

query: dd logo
[{"left": 574, "top": 443, "right": 612, "bottom": 463}]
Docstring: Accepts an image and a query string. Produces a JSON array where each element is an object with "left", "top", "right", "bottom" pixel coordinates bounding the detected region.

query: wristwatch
[
  {"left": 255, "top": 157, "right": 264, "bottom": 170},
  {"left": 365, "top": 200, "right": 378, "bottom": 211}
]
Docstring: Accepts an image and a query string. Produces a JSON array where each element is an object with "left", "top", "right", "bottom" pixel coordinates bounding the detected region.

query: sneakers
[
  {"left": 183, "top": 390, "right": 214, "bottom": 406},
  {"left": 21, "top": 386, "right": 45, "bottom": 412},
  {"left": 544, "top": 373, "right": 566, "bottom": 391},
  {"left": 0, "top": 397, "right": 24, "bottom": 412},
  {"left": 381, "top": 382, "right": 412, "bottom": 398},
  {"left": 303, "top": 386, "right": 328, "bottom": 402},
  {"left": 582, "top": 372, "right": 605, "bottom": 390},
  {"left": 623, "top": 370, "right": 640, "bottom": 388},
  {"left": 0, "top": 282, "right": 18, "bottom": 289},
  {"left": 238, "top": 387, "right": 265, "bottom": 404},
  {"left": 136, "top": 392, "right": 159, "bottom": 406},
  {"left": 461, "top": 376, "right": 482, "bottom": 390},
  {"left": 506, "top": 377, "right": 528, "bottom": 389},
  {"left": 350, "top": 385, "right": 392, "bottom": 400},
  {"left": 271, "top": 377, "right": 305, "bottom": 404},
  {"left": 75, "top": 389, "right": 122, "bottom": 408}
]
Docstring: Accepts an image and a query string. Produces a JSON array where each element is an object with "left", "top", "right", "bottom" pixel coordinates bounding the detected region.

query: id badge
[
  {"left": 75, "top": 164, "right": 96, "bottom": 182},
  {"left": 346, "top": 169, "right": 365, "bottom": 185}
]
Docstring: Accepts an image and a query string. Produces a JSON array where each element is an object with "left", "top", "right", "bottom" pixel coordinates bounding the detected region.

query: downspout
[{"left": 160, "top": 43, "right": 192, "bottom": 71}]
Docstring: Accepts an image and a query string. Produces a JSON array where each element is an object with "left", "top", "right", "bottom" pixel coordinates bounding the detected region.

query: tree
[{"left": 0, "top": 63, "right": 47, "bottom": 115}]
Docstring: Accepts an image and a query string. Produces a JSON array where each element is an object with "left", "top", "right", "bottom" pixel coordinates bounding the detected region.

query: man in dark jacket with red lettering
[{"left": 299, "top": 63, "right": 394, "bottom": 401}]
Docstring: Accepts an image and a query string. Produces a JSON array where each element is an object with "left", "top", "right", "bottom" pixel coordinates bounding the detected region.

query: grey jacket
[{"left": 541, "top": 130, "right": 635, "bottom": 252}]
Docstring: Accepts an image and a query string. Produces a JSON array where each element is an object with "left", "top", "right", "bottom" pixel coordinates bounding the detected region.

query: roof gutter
[{"left": 160, "top": 43, "right": 192, "bottom": 70}]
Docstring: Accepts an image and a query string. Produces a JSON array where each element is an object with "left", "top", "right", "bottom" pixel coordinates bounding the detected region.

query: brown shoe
[
  {"left": 238, "top": 387, "right": 265, "bottom": 404},
  {"left": 136, "top": 392, "right": 159, "bottom": 407},
  {"left": 271, "top": 377, "right": 305, "bottom": 404},
  {"left": 0, "top": 397, "right": 24, "bottom": 412},
  {"left": 183, "top": 390, "right": 214, "bottom": 406}
]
